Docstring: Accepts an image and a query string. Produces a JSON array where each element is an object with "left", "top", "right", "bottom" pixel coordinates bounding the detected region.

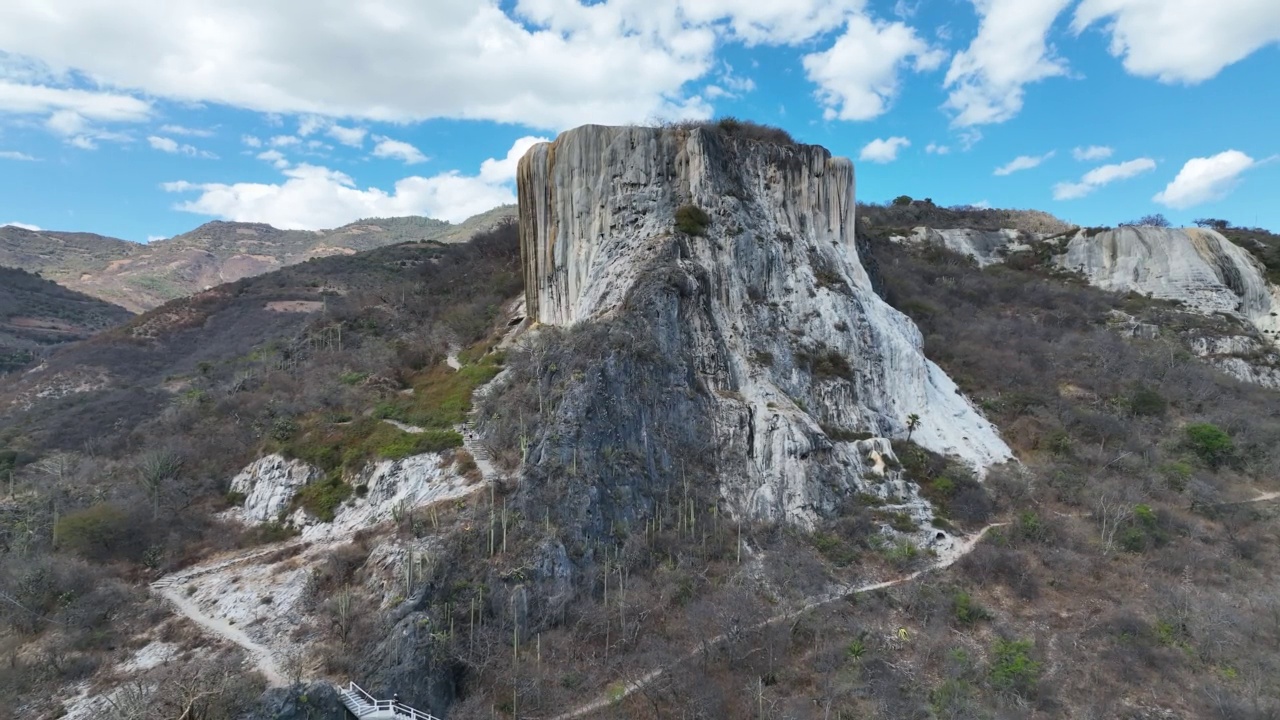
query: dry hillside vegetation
[
  {"left": 0, "top": 206, "right": 1277, "bottom": 719},
  {"left": 0, "top": 224, "right": 522, "bottom": 716},
  {"left": 0, "top": 206, "right": 516, "bottom": 312},
  {"left": 0, "top": 266, "right": 133, "bottom": 373}
]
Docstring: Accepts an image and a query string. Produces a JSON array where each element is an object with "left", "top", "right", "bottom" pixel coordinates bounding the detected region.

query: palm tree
[{"left": 905, "top": 414, "right": 921, "bottom": 443}]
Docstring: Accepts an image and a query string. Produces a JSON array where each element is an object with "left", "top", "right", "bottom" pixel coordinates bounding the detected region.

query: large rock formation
[
  {"left": 511, "top": 124, "right": 1009, "bottom": 529},
  {"left": 1057, "top": 227, "right": 1280, "bottom": 341},
  {"left": 895, "top": 224, "right": 1280, "bottom": 387}
]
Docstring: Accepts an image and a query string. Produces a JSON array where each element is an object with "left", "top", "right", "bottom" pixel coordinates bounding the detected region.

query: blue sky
[{"left": 0, "top": 0, "right": 1277, "bottom": 242}]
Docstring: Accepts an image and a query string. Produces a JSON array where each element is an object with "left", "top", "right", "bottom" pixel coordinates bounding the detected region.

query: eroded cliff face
[
  {"left": 896, "top": 224, "right": 1280, "bottom": 387},
  {"left": 513, "top": 125, "right": 1009, "bottom": 530},
  {"left": 1057, "top": 227, "right": 1280, "bottom": 339}
]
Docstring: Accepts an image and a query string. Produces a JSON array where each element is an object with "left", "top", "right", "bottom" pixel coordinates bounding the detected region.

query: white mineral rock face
[
  {"left": 294, "top": 453, "right": 477, "bottom": 541},
  {"left": 228, "top": 451, "right": 476, "bottom": 538},
  {"left": 518, "top": 124, "right": 1011, "bottom": 526},
  {"left": 1058, "top": 227, "right": 1280, "bottom": 341},
  {"left": 229, "top": 454, "right": 319, "bottom": 523},
  {"left": 893, "top": 227, "right": 1037, "bottom": 266}
]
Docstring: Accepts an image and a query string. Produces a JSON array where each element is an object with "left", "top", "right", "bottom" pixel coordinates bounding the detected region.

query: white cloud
[
  {"left": 1073, "top": 145, "right": 1113, "bottom": 161},
  {"left": 148, "top": 135, "right": 179, "bottom": 153},
  {"left": 47, "top": 109, "right": 88, "bottom": 135},
  {"left": 2, "top": 221, "right": 41, "bottom": 231},
  {"left": 146, "top": 235, "right": 167, "bottom": 243},
  {"left": 327, "top": 124, "right": 367, "bottom": 147},
  {"left": 1153, "top": 151, "right": 1255, "bottom": 209},
  {"left": 925, "top": 143, "right": 949, "bottom": 155},
  {"left": 478, "top": 135, "right": 552, "bottom": 182},
  {"left": 1073, "top": 0, "right": 1280, "bottom": 84},
  {"left": 372, "top": 136, "right": 428, "bottom": 165},
  {"left": 256, "top": 149, "right": 290, "bottom": 169},
  {"left": 0, "top": 79, "right": 151, "bottom": 122},
  {"left": 804, "top": 15, "right": 945, "bottom": 121},
  {"left": 1053, "top": 157, "right": 1156, "bottom": 200},
  {"left": 994, "top": 151, "right": 1055, "bottom": 176},
  {"left": 297, "top": 115, "right": 325, "bottom": 137},
  {"left": 859, "top": 136, "right": 911, "bottom": 163},
  {"left": 944, "top": 0, "right": 1073, "bottom": 126},
  {"left": 164, "top": 137, "right": 540, "bottom": 228},
  {"left": 148, "top": 134, "right": 217, "bottom": 158},
  {"left": 242, "top": 135, "right": 263, "bottom": 148},
  {"left": 0, "top": 150, "right": 37, "bottom": 161},
  {"left": 0, "top": 1, "right": 870, "bottom": 129},
  {"left": 270, "top": 135, "right": 300, "bottom": 147},
  {"left": 160, "top": 124, "right": 213, "bottom": 137}
]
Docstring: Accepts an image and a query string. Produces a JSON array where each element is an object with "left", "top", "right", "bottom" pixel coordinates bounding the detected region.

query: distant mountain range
[
  {"left": 0, "top": 266, "right": 133, "bottom": 373},
  {"left": 0, "top": 205, "right": 516, "bottom": 313}
]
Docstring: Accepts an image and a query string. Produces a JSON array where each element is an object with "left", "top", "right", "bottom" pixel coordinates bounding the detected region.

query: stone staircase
[{"left": 338, "top": 681, "right": 441, "bottom": 719}]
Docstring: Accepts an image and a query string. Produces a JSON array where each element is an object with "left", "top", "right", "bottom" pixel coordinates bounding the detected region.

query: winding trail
[
  {"left": 154, "top": 582, "right": 287, "bottom": 686},
  {"left": 548, "top": 523, "right": 1007, "bottom": 720}
]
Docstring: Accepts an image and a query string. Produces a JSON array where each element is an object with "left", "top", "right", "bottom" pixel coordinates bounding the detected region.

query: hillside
[
  {"left": 0, "top": 205, "right": 517, "bottom": 312},
  {"left": 0, "top": 125, "right": 1277, "bottom": 720},
  {"left": 0, "top": 266, "right": 133, "bottom": 373}
]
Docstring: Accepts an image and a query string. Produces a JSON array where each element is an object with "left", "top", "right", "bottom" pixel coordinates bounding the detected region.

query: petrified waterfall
[{"left": 515, "top": 124, "right": 1010, "bottom": 527}]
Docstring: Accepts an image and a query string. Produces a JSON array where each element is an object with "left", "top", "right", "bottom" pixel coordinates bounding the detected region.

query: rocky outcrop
[
  {"left": 230, "top": 454, "right": 320, "bottom": 523},
  {"left": 895, "top": 224, "right": 1280, "bottom": 388},
  {"left": 227, "top": 452, "right": 475, "bottom": 537},
  {"left": 513, "top": 124, "right": 1010, "bottom": 529},
  {"left": 891, "top": 227, "right": 1039, "bottom": 266},
  {"left": 1057, "top": 227, "right": 1280, "bottom": 341}
]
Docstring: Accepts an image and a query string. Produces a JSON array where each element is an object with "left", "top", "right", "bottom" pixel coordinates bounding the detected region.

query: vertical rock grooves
[{"left": 509, "top": 124, "right": 1010, "bottom": 529}]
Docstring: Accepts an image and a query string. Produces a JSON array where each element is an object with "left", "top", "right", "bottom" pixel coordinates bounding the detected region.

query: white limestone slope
[
  {"left": 1057, "top": 226, "right": 1280, "bottom": 342},
  {"left": 893, "top": 227, "right": 1037, "bottom": 266},
  {"left": 518, "top": 125, "right": 1010, "bottom": 524}
]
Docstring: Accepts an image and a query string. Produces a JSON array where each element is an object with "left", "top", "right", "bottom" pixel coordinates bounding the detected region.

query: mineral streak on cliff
[{"left": 514, "top": 124, "right": 1009, "bottom": 526}]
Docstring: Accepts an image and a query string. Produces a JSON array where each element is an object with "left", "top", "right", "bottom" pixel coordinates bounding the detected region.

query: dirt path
[
  {"left": 154, "top": 581, "right": 288, "bottom": 686},
  {"left": 548, "top": 523, "right": 1006, "bottom": 720}
]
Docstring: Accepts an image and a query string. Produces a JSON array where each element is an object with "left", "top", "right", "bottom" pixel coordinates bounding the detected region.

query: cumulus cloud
[
  {"left": 804, "top": 15, "right": 945, "bottom": 121},
  {"left": 925, "top": 143, "right": 950, "bottom": 155},
  {"left": 2, "top": 221, "right": 41, "bottom": 230},
  {"left": 372, "top": 137, "right": 428, "bottom": 165},
  {"left": 256, "top": 149, "right": 289, "bottom": 169},
  {"left": 1053, "top": 157, "right": 1156, "bottom": 200},
  {"left": 327, "top": 124, "right": 367, "bottom": 147},
  {"left": 1073, "top": 145, "right": 1113, "bottom": 161},
  {"left": 944, "top": 0, "right": 1073, "bottom": 126},
  {"left": 0, "top": 150, "right": 37, "bottom": 161},
  {"left": 1073, "top": 0, "right": 1280, "bottom": 84},
  {"left": 242, "top": 135, "right": 263, "bottom": 148},
  {"left": 164, "top": 137, "right": 540, "bottom": 228},
  {"left": 1152, "top": 151, "right": 1255, "bottom": 208},
  {"left": 148, "top": 135, "right": 217, "bottom": 158},
  {"left": 859, "top": 136, "right": 911, "bottom": 163},
  {"left": 994, "top": 151, "right": 1055, "bottom": 176},
  {"left": 270, "top": 135, "right": 300, "bottom": 147},
  {"left": 478, "top": 136, "right": 552, "bottom": 182},
  {"left": 0, "top": 1, "right": 872, "bottom": 129}
]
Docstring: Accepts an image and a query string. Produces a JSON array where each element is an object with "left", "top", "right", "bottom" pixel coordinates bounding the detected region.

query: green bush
[
  {"left": 1184, "top": 422, "right": 1234, "bottom": 468},
  {"left": 294, "top": 474, "right": 353, "bottom": 522},
  {"left": 989, "top": 638, "right": 1041, "bottom": 697},
  {"left": 1159, "top": 460, "right": 1194, "bottom": 491},
  {"left": 675, "top": 204, "right": 711, "bottom": 236},
  {"left": 892, "top": 195, "right": 914, "bottom": 206},
  {"left": 952, "top": 591, "right": 991, "bottom": 626},
  {"left": 55, "top": 503, "right": 133, "bottom": 559},
  {"left": 1129, "top": 386, "right": 1168, "bottom": 416}
]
